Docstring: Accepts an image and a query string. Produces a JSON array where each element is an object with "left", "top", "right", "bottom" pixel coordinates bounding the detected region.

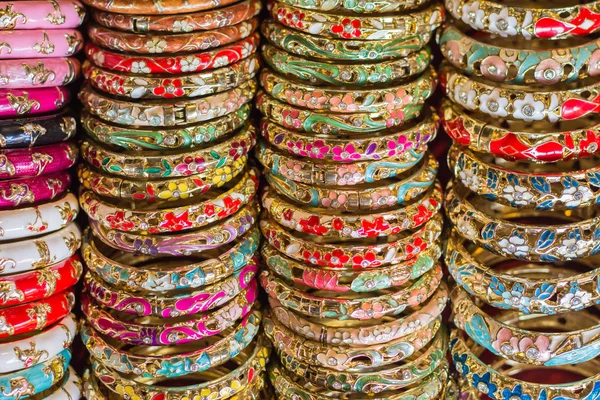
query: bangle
[
  {"left": 81, "top": 310, "right": 261, "bottom": 379},
  {"left": 91, "top": 0, "right": 262, "bottom": 33},
  {"left": 257, "top": 140, "right": 427, "bottom": 186},
  {"left": 263, "top": 182, "right": 441, "bottom": 239},
  {"left": 80, "top": 106, "right": 250, "bottom": 151},
  {"left": 0, "top": 58, "right": 79, "bottom": 89},
  {"left": 0, "top": 348, "right": 71, "bottom": 400},
  {"left": 83, "top": 56, "right": 259, "bottom": 100},
  {"left": 82, "top": 226, "right": 260, "bottom": 292},
  {"left": 269, "top": 281, "right": 448, "bottom": 346},
  {"left": 0, "top": 171, "right": 71, "bottom": 209},
  {"left": 81, "top": 0, "right": 240, "bottom": 14},
  {"left": 260, "top": 266, "right": 442, "bottom": 320},
  {"left": 260, "top": 112, "right": 438, "bottom": 162},
  {"left": 0, "top": 222, "right": 80, "bottom": 275},
  {"left": 0, "top": 111, "right": 76, "bottom": 149},
  {"left": 84, "top": 34, "right": 259, "bottom": 74},
  {"left": 445, "top": 0, "right": 600, "bottom": 40},
  {"left": 79, "top": 124, "right": 254, "bottom": 179},
  {"left": 0, "top": 254, "right": 81, "bottom": 308},
  {"left": 438, "top": 24, "right": 600, "bottom": 85},
  {"left": 260, "top": 67, "right": 435, "bottom": 114},
  {"left": 87, "top": 19, "right": 259, "bottom": 54},
  {"left": 0, "top": 29, "right": 83, "bottom": 58},
  {"left": 274, "top": 0, "right": 428, "bottom": 14},
  {"left": 0, "top": 289, "right": 74, "bottom": 340},
  {"left": 0, "top": 86, "right": 69, "bottom": 118},
  {"left": 0, "top": 314, "right": 76, "bottom": 373},
  {"left": 262, "top": 44, "right": 431, "bottom": 86},
  {"left": 89, "top": 202, "right": 258, "bottom": 256},
  {"left": 440, "top": 98, "right": 600, "bottom": 163},
  {"left": 257, "top": 90, "right": 424, "bottom": 135},
  {"left": 262, "top": 19, "right": 431, "bottom": 61},
  {"left": 0, "top": 1, "right": 85, "bottom": 29},
  {"left": 443, "top": 64, "right": 600, "bottom": 123},
  {"left": 0, "top": 192, "right": 78, "bottom": 241},
  {"left": 449, "top": 144, "right": 600, "bottom": 210},
  {"left": 270, "top": 2, "right": 443, "bottom": 40},
  {"left": 262, "top": 242, "right": 441, "bottom": 293},
  {"left": 446, "top": 182, "right": 600, "bottom": 262},
  {"left": 0, "top": 141, "right": 77, "bottom": 179},
  {"left": 84, "top": 264, "right": 257, "bottom": 318}
]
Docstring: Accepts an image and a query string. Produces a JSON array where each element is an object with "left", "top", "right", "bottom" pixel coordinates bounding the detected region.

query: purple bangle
[
  {"left": 0, "top": 1, "right": 85, "bottom": 29},
  {"left": 0, "top": 142, "right": 77, "bottom": 179},
  {"left": 0, "top": 87, "right": 69, "bottom": 118},
  {"left": 0, "top": 171, "right": 71, "bottom": 209},
  {"left": 0, "top": 29, "right": 83, "bottom": 58},
  {"left": 0, "top": 58, "right": 80, "bottom": 88}
]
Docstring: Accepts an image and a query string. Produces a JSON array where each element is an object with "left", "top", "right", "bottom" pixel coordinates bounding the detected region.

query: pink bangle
[
  {"left": 0, "top": 58, "right": 80, "bottom": 88},
  {"left": 0, "top": 1, "right": 85, "bottom": 30},
  {"left": 0, "top": 29, "right": 83, "bottom": 59},
  {"left": 0, "top": 87, "right": 69, "bottom": 117},
  {"left": 0, "top": 171, "right": 71, "bottom": 209},
  {"left": 0, "top": 142, "right": 77, "bottom": 179}
]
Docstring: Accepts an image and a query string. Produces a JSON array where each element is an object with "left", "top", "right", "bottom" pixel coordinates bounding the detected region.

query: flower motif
[
  {"left": 479, "top": 89, "right": 509, "bottom": 118},
  {"left": 386, "top": 110, "right": 405, "bottom": 128},
  {"left": 201, "top": 36, "right": 220, "bottom": 50},
  {"left": 559, "top": 185, "right": 594, "bottom": 208},
  {"left": 153, "top": 79, "right": 185, "bottom": 98},
  {"left": 331, "top": 18, "right": 361, "bottom": 39},
  {"left": 282, "top": 109, "right": 302, "bottom": 129},
  {"left": 287, "top": 141, "right": 309, "bottom": 157},
  {"left": 461, "top": 2, "right": 485, "bottom": 30},
  {"left": 302, "top": 250, "right": 324, "bottom": 265},
  {"left": 213, "top": 56, "right": 229, "bottom": 68},
  {"left": 229, "top": 139, "right": 248, "bottom": 161},
  {"left": 371, "top": 189, "right": 396, "bottom": 209},
  {"left": 280, "top": 159, "right": 302, "bottom": 179},
  {"left": 457, "top": 215, "right": 478, "bottom": 240},
  {"left": 413, "top": 205, "right": 433, "bottom": 226},
  {"left": 331, "top": 143, "right": 360, "bottom": 161},
  {"left": 350, "top": 302, "right": 385, "bottom": 320},
  {"left": 299, "top": 215, "right": 328, "bottom": 235},
  {"left": 501, "top": 185, "right": 534, "bottom": 206},
  {"left": 560, "top": 286, "right": 592, "bottom": 310},
  {"left": 92, "top": 50, "right": 105, "bottom": 66},
  {"left": 240, "top": 41, "right": 253, "bottom": 58},
  {"left": 481, "top": 56, "right": 507, "bottom": 82},
  {"left": 181, "top": 56, "right": 201, "bottom": 72},
  {"left": 175, "top": 156, "right": 205, "bottom": 176},
  {"left": 579, "top": 130, "right": 600, "bottom": 156},
  {"left": 131, "top": 61, "right": 151, "bottom": 74},
  {"left": 158, "top": 182, "right": 190, "bottom": 200},
  {"left": 498, "top": 233, "right": 530, "bottom": 259},
  {"left": 146, "top": 38, "right": 167, "bottom": 53},
  {"left": 324, "top": 249, "right": 350, "bottom": 267},
  {"left": 173, "top": 20, "right": 194, "bottom": 32},
  {"left": 518, "top": 335, "right": 551, "bottom": 362},
  {"left": 337, "top": 164, "right": 362, "bottom": 185},
  {"left": 458, "top": 168, "right": 479, "bottom": 192},
  {"left": 452, "top": 352, "right": 469, "bottom": 375},
  {"left": 159, "top": 211, "right": 193, "bottom": 231},
  {"left": 488, "top": 8, "right": 518, "bottom": 37},
  {"left": 453, "top": 80, "right": 477, "bottom": 110},
  {"left": 499, "top": 283, "right": 532, "bottom": 312},
  {"left": 357, "top": 217, "right": 390, "bottom": 237},
  {"left": 212, "top": 165, "right": 233, "bottom": 187},
  {"left": 305, "top": 140, "right": 330, "bottom": 159},
  {"left": 513, "top": 94, "right": 545, "bottom": 122},
  {"left": 387, "top": 135, "right": 413, "bottom": 157},
  {"left": 406, "top": 237, "right": 427, "bottom": 256},
  {"left": 321, "top": 191, "right": 347, "bottom": 209},
  {"left": 317, "top": 349, "right": 349, "bottom": 368},
  {"left": 284, "top": 90, "right": 307, "bottom": 107},
  {"left": 492, "top": 327, "right": 519, "bottom": 356},
  {"left": 326, "top": 375, "right": 351, "bottom": 392},
  {"left": 472, "top": 372, "right": 497, "bottom": 397},
  {"left": 133, "top": 238, "right": 158, "bottom": 255},
  {"left": 331, "top": 331, "right": 353, "bottom": 345},
  {"left": 556, "top": 236, "right": 588, "bottom": 259},
  {"left": 534, "top": 59, "right": 562, "bottom": 85},
  {"left": 115, "top": 385, "right": 142, "bottom": 400},
  {"left": 330, "top": 93, "right": 358, "bottom": 112},
  {"left": 302, "top": 269, "right": 342, "bottom": 291},
  {"left": 501, "top": 384, "right": 531, "bottom": 400},
  {"left": 384, "top": 88, "right": 413, "bottom": 112},
  {"left": 217, "top": 196, "right": 242, "bottom": 219},
  {"left": 106, "top": 211, "right": 135, "bottom": 231},
  {"left": 302, "top": 90, "right": 327, "bottom": 109},
  {"left": 407, "top": 285, "right": 429, "bottom": 308},
  {"left": 352, "top": 251, "right": 381, "bottom": 268}
]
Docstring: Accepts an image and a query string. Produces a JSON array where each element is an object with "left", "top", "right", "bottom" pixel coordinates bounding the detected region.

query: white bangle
[
  {"left": 0, "top": 314, "right": 77, "bottom": 373},
  {"left": 0, "top": 222, "right": 81, "bottom": 275},
  {"left": 46, "top": 367, "right": 82, "bottom": 400},
  {"left": 0, "top": 193, "right": 79, "bottom": 242}
]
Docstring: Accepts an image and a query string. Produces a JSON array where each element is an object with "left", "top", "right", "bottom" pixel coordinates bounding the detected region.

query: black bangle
[{"left": 0, "top": 110, "right": 77, "bottom": 149}]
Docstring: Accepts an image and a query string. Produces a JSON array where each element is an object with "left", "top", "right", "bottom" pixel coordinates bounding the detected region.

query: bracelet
[
  {"left": 270, "top": 2, "right": 443, "bottom": 40},
  {"left": 262, "top": 19, "right": 431, "bottom": 61},
  {"left": 257, "top": 140, "right": 427, "bottom": 186},
  {"left": 263, "top": 182, "right": 441, "bottom": 239},
  {"left": 274, "top": 0, "right": 428, "bottom": 14},
  {"left": 443, "top": 64, "right": 600, "bottom": 123},
  {"left": 0, "top": 348, "right": 71, "bottom": 400},
  {"left": 0, "top": 314, "right": 76, "bottom": 373},
  {"left": 0, "top": 253, "right": 81, "bottom": 308},
  {"left": 439, "top": 24, "right": 600, "bottom": 85},
  {"left": 257, "top": 90, "right": 424, "bottom": 135},
  {"left": 261, "top": 111, "right": 437, "bottom": 162},
  {"left": 83, "top": 226, "right": 260, "bottom": 292},
  {"left": 0, "top": 29, "right": 82, "bottom": 58},
  {"left": 0, "top": 192, "right": 78, "bottom": 241},
  {"left": 87, "top": 19, "right": 259, "bottom": 54},
  {"left": 0, "top": 141, "right": 77, "bottom": 179},
  {"left": 449, "top": 145, "right": 600, "bottom": 210},
  {"left": 262, "top": 242, "right": 441, "bottom": 293},
  {"left": 81, "top": 106, "right": 250, "bottom": 151},
  {"left": 81, "top": 310, "right": 261, "bottom": 379},
  {"left": 80, "top": 81, "right": 256, "bottom": 127},
  {"left": 91, "top": 0, "right": 262, "bottom": 33},
  {"left": 446, "top": 0, "right": 600, "bottom": 40},
  {"left": 0, "top": 111, "right": 76, "bottom": 149},
  {"left": 0, "top": 86, "right": 69, "bottom": 118},
  {"left": 260, "top": 67, "right": 436, "bottom": 114},
  {"left": 80, "top": 124, "right": 254, "bottom": 179},
  {"left": 452, "top": 286, "right": 600, "bottom": 366},
  {"left": 84, "top": 34, "right": 259, "bottom": 74},
  {"left": 89, "top": 202, "right": 258, "bottom": 256},
  {"left": 0, "top": 58, "right": 79, "bottom": 89},
  {"left": 0, "top": 171, "right": 71, "bottom": 209},
  {"left": 264, "top": 153, "right": 437, "bottom": 212},
  {"left": 0, "top": 289, "right": 74, "bottom": 340},
  {"left": 440, "top": 98, "right": 600, "bottom": 163},
  {"left": 83, "top": 56, "right": 258, "bottom": 100},
  {"left": 84, "top": 264, "right": 257, "bottom": 318},
  {"left": 269, "top": 281, "right": 448, "bottom": 346},
  {"left": 262, "top": 43, "right": 431, "bottom": 86},
  {"left": 0, "top": 1, "right": 85, "bottom": 29},
  {"left": 81, "top": 0, "right": 240, "bottom": 14},
  {"left": 446, "top": 182, "right": 600, "bottom": 262}
]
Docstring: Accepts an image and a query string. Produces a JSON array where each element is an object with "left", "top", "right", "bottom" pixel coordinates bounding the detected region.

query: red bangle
[
  {"left": 0, "top": 290, "right": 75, "bottom": 339},
  {"left": 0, "top": 254, "right": 81, "bottom": 308},
  {"left": 85, "top": 34, "right": 260, "bottom": 74},
  {"left": 0, "top": 142, "right": 78, "bottom": 179},
  {"left": 0, "top": 171, "right": 71, "bottom": 209}
]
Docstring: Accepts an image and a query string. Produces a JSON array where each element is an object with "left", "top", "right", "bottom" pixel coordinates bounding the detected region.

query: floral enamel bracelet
[
  {"left": 0, "top": 141, "right": 77, "bottom": 179},
  {"left": 0, "top": 172, "right": 69, "bottom": 209},
  {"left": 0, "top": 1, "right": 85, "bottom": 29},
  {"left": 0, "top": 111, "right": 76, "bottom": 149},
  {"left": 0, "top": 29, "right": 82, "bottom": 58},
  {"left": 275, "top": 0, "right": 428, "bottom": 13},
  {"left": 0, "top": 86, "right": 69, "bottom": 118},
  {"left": 0, "top": 58, "right": 79, "bottom": 89},
  {"left": 81, "top": 0, "right": 240, "bottom": 14}
]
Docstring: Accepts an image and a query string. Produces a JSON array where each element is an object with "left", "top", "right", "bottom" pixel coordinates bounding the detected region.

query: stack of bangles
[
  {"left": 438, "top": 0, "right": 600, "bottom": 397},
  {"left": 0, "top": 2, "right": 85, "bottom": 398},
  {"left": 77, "top": 0, "right": 269, "bottom": 396}
]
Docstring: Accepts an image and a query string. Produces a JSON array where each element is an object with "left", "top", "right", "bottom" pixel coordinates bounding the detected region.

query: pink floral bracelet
[
  {"left": 0, "top": 58, "right": 80, "bottom": 88},
  {"left": 0, "top": 1, "right": 85, "bottom": 29},
  {"left": 0, "top": 86, "right": 69, "bottom": 118},
  {"left": 0, "top": 171, "right": 70, "bottom": 209},
  {"left": 0, "top": 141, "right": 77, "bottom": 179},
  {"left": 0, "top": 29, "right": 83, "bottom": 58}
]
